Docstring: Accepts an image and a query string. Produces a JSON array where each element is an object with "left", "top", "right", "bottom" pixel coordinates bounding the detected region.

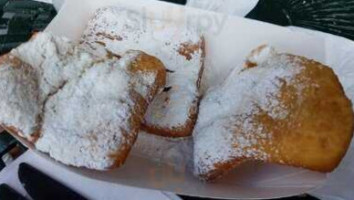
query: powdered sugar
[
  {"left": 11, "top": 32, "right": 94, "bottom": 103},
  {"left": 0, "top": 32, "right": 161, "bottom": 169},
  {"left": 81, "top": 6, "right": 204, "bottom": 132},
  {"left": 132, "top": 71, "right": 157, "bottom": 101},
  {"left": 194, "top": 46, "right": 306, "bottom": 176},
  {"left": 0, "top": 32, "right": 95, "bottom": 138},
  {"left": 35, "top": 56, "right": 136, "bottom": 169},
  {"left": 0, "top": 56, "right": 40, "bottom": 136}
]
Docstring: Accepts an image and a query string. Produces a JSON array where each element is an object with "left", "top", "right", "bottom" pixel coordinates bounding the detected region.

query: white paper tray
[{"left": 10, "top": 0, "right": 354, "bottom": 199}]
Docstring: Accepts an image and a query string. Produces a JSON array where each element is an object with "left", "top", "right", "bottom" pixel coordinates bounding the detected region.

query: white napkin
[{"left": 187, "top": 0, "right": 258, "bottom": 17}]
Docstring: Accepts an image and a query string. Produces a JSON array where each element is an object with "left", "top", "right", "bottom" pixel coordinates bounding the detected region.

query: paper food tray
[{"left": 6, "top": 0, "right": 354, "bottom": 199}]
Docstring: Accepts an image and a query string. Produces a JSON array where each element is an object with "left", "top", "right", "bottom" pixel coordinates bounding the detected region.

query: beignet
[
  {"left": 193, "top": 45, "right": 353, "bottom": 181},
  {"left": 0, "top": 32, "right": 166, "bottom": 169}
]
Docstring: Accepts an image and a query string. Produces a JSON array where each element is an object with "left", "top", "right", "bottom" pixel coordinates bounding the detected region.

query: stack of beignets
[
  {"left": 0, "top": 32, "right": 166, "bottom": 169},
  {"left": 193, "top": 45, "right": 354, "bottom": 181}
]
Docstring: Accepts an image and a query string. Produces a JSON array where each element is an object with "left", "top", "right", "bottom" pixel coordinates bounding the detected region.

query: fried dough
[{"left": 193, "top": 45, "right": 354, "bottom": 181}]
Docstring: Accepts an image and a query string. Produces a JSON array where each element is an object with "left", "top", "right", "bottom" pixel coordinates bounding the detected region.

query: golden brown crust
[
  {"left": 129, "top": 52, "right": 167, "bottom": 102},
  {"left": 262, "top": 56, "right": 354, "bottom": 172},
  {"left": 109, "top": 52, "right": 166, "bottom": 168},
  {"left": 141, "top": 104, "right": 198, "bottom": 138},
  {"left": 200, "top": 158, "right": 245, "bottom": 182},
  {"left": 197, "top": 37, "right": 206, "bottom": 89}
]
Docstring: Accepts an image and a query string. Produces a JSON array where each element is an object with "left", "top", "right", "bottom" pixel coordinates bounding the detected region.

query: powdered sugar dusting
[
  {"left": 0, "top": 32, "right": 160, "bottom": 169},
  {"left": 132, "top": 71, "right": 157, "bottom": 101},
  {"left": 0, "top": 32, "right": 95, "bottom": 138},
  {"left": 0, "top": 56, "right": 40, "bottom": 135},
  {"left": 81, "top": 6, "right": 204, "bottom": 132},
  {"left": 35, "top": 56, "right": 136, "bottom": 169},
  {"left": 34, "top": 50, "right": 160, "bottom": 169},
  {"left": 194, "top": 46, "right": 306, "bottom": 176},
  {"left": 11, "top": 32, "right": 94, "bottom": 103}
]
